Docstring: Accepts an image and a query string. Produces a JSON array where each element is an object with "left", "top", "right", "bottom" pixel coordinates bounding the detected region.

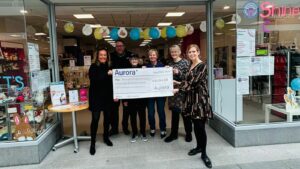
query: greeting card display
[{"left": 50, "top": 82, "right": 67, "bottom": 107}]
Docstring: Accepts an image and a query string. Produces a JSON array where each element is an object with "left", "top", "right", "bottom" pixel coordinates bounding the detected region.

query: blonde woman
[{"left": 146, "top": 49, "right": 167, "bottom": 138}]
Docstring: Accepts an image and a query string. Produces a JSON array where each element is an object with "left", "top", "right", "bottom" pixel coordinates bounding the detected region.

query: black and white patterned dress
[{"left": 168, "top": 59, "right": 190, "bottom": 110}]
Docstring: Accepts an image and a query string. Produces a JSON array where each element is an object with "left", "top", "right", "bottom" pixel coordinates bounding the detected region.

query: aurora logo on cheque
[
  {"left": 114, "top": 70, "right": 137, "bottom": 76},
  {"left": 243, "top": 1, "right": 259, "bottom": 18}
]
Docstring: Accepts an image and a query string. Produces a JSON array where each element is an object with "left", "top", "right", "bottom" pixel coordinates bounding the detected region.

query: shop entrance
[{"left": 43, "top": 0, "right": 214, "bottom": 135}]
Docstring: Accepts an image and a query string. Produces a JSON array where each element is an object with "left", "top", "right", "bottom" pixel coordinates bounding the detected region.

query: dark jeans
[
  {"left": 193, "top": 119, "right": 207, "bottom": 155},
  {"left": 147, "top": 97, "right": 166, "bottom": 131},
  {"left": 170, "top": 107, "right": 192, "bottom": 136},
  {"left": 110, "top": 100, "right": 130, "bottom": 132},
  {"left": 129, "top": 104, "right": 146, "bottom": 135},
  {"left": 90, "top": 109, "right": 110, "bottom": 143}
]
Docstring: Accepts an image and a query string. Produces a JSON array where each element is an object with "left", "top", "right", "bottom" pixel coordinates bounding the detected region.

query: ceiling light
[
  {"left": 226, "top": 21, "right": 236, "bottom": 24},
  {"left": 223, "top": 5, "right": 230, "bottom": 10},
  {"left": 73, "top": 14, "right": 94, "bottom": 19},
  {"left": 10, "top": 34, "right": 21, "bottom": 37},
  {"left": 105, "top": 38, "right": 113, "bottom": 41},
  {"left": 166, "top": 12, "right": 185, "bottom": 17},
  {"left": 108, "top": 41, "right": 115, "bottom": 43},
  {"left": 35, "top": 33, "right": 47, "bottom": 36},
  {"left": 144, "top": 40, "right": 151, "bottom": 42},
  {"left": 140, "top": 44, "right": 146, "bottom": 46},
  {"left": 157, "top": 22, "right": 172, "bottom": 26},
  {"left": 103, "top": 35, "right": 110, "bottom": 38},
  {"left": 229, "top": 28, "right": 236, "bottom": 31},
  {"left": 215, "top": 33, "right": 224, "bottom": 36},
  {"left": 20, "top": 10, "right": 28, "bottom": 14},
  {"left": 90, "top": 24, "right": 101, "bottom": 28}
]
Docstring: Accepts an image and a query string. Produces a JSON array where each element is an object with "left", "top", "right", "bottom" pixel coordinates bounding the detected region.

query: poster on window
[
  {"left": 84, "top": 55, "right": 91, "bottom": 66},
  {"left": 237, "top": 76, "right": 249, "bottom": 95},
  {"left": 113, "top": 67, "right": 173, "bottom": 99},
  {"left": 30, "top": 69, "right": 51, "bottom": 92},
  {"left": 237, "top": 29, "right": 256, "bottom": 57},
  {"left": 27, "top": 43, "right": 41, "bottom": 72},
  {"left": 50, "top": 81, "right": 67, "bottom": 106}
]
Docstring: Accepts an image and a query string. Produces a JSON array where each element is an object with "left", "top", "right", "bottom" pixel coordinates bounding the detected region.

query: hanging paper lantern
[
  {"left": 110, "top": 27, "right": 119, "bottom": 41},
  {"left": 129, "top": 28, "right": 140, "bottom": 41},
  {"left": 64, "top": 22, "right": 74, "bottom": 33},
  {"left": 82, "top": 24, "right": 92, "bottom": 36},
  {"left": 186, "top": 24, "right": 194, "bottom": 35},
  {"left": 291, "top": 78, "right": 300, "bottom": 91},
  {"left": 166, "top": 26, "right": 176, "bottom": 38},
  {"left": 118, "top": 27, "right": 128, "bottom": 38},
  {"left": 200, "top": 21, "right": 206, "bottom": 32},
  {"left": 161, "top": 27, "right": 167, "bottom": 39},
  {"left": 149, "top": 27, "right": 160, "bottom": 39},
  {"left": 216, "top": 18, "right": 225, "bottom": 29},
  {"left": 176, "top": 25, "right": 187, "bottom": 38},
  {"left": 101, "top": 26, "right": 110, "bottom": 37},
  {"left": 139, "top": 28, "right": 144, "bottom": 38},
  {"left": 94, "top": 28, "right": 103, "bottom": 40},
  {"left": 43, "top": 24, "right": 49, "bottom": 34},
  {"left": 143, "top": 28, "right": 150, "bottom": 40}
]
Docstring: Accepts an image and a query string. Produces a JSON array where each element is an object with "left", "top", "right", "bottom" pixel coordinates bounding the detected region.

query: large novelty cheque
[{"left": 113, "top": 67, "right": 173, "bottom": 99}]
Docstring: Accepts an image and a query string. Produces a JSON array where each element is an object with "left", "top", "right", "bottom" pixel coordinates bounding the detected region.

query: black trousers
[
  {"left": 170, "top": 107, "right": 192, "bottom": 136},
  {"left": 90, "top": 109, "right": 110, "bottom": 143},
  {"left": 110, "top": 101, "right": 130, "bottom": 132},
  {"left": 129, "top": 104, "right": 146, "bottom": 135},
  {"left": 192, "top": 119, "right": 207, "bottom": 155}
]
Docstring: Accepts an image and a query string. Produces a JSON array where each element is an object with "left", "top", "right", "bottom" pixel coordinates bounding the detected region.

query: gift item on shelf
[
  {"left": 63, "top": 66, "right": 90, "bottom": 90},
  {"left": 34, "top": 109, "right": 44, "bottom": 123},
  {"left": 13, "top": 114, "right": 35, "bottom": 141}
]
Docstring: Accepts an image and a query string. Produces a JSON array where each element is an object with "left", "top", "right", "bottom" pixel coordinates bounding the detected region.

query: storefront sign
[
  {"left": 260, "top": 1, "right": 300, "bottom": 18},
  {"left": 112, "top": 67, "right": 173, "bottom": 99},
  {"left": 243, "top": 1, "right": 259, "bottom": 18},
  {"left": 0, "top": 75, "right": 24, "bottom": 91}
]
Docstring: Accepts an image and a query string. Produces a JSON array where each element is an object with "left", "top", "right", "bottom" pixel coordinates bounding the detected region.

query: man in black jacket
[{"left": 110, "top": 40, "right": 133, "bottom": 136}]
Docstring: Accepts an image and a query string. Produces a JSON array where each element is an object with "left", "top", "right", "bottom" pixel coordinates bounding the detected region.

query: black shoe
[
  {"left": 123, "top": 129, "right": 130, "bottom": 135},
  {"left": 104, "top": 138, "right": 113, "bottom": 146},
  {"left": 89, "top": 143, "right": 95, "bottom": 155},
  {"left": 109, "top": 130, "right": 119, "bottom": 136},
  {"left": 185, "top": 133, "right": 192, "bottom": 142},
  {"left": 150, "top": 130, "right": 155, "bottom": 137},
  {"left": 188, "top": 147, "right": 202, "bottom": 156},
  {"left": 201, "top": 155, "right": 212, "bottom": 168},
  {"left": 164, "top": 134, "right": 178, "bottom": 143}
]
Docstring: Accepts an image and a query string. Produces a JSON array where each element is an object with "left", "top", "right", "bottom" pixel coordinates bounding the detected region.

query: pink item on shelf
[{"left": 79, "top": 88, "right": 88, "bottom": 102}]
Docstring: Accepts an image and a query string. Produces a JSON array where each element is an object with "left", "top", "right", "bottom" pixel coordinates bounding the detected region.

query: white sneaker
[
  {"left": 150, "top": 130, "right": 155, "bottom": 137},
  {"left": 141, "top": 134, "right": 148, "bottom": 142},
  {"left": 131, "top": 135, "right": 138, "bottom": 143}
]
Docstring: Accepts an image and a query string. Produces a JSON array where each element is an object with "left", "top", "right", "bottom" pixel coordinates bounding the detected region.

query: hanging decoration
[
  {"left": 166, "top": 26, "right": 176, "bottom": 38},
  {"left": 101, "top": 26, "right": 110, "bottom": 37},
  {"left": 118, "top": 27, "right": 128, "bottom": 38},
  {"left": 143, "top": 28, "right": 150, "bottom": 40},
  {"left": 149, "top": 27, "right": 160, "bottom": 39},
  {"left": 26, "top": 25, "right": 36, "bottom": 37},
  {"left": 161, "top": 27, "right": 167, "bottom": 39},
  {"left": 215, "top": 18, "right": 225, "bottom": 29},
  {"left": 186, "top": 24, "right": 194, "bottom": 35},
  {"left": 200, "top": 21, "right": 206, "bottom": 32},
  {"left": 232, "top": 14, "right": 242, "bottom": 24},
  {"left": 110, "top": 27, "right": 119, "bottom": 40},
  {"left": 176, "top": 25, "right": 187, "bottom": 38},
  {"left": 129, "top": 28, "right": 140, "bottom": 41},
  {"left": 64, "top": 22, "right": 74, "bottom": 33},
  {"left": 94, "top": 28, "right": 103, "bottom": 40},
  {"left": 139, "top": 28, "right": 144, "bottom": 38},
  {"left": 82, "top": 24, "right": 93, "bottom": 36}
]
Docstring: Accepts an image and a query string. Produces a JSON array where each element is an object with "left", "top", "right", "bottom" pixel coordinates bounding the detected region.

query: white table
[{"left": 265, "top": 103, "right": 300, "bottom": 123}]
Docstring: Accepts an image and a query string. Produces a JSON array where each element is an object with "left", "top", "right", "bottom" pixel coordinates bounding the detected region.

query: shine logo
[{"left": 243, "top": 1, "right": 259, "bottom": 18}]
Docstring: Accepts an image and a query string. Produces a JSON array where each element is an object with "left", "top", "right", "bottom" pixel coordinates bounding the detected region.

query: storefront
[{"left": 0, "top": 0, "right": 299, "bottom": 167}]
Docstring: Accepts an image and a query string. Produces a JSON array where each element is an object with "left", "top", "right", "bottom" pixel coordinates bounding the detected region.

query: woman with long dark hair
[
  {"left": 89, "top": 48, "right": 113, "bottom": 155},
  {"left": 174, "top": 44, "right": 213, "bottom": 168}
]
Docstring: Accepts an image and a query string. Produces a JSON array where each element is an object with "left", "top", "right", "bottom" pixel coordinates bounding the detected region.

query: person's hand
[
  {"left": 142, "top": 66, "right": 146, "bottom": 68},
  {"left": 173, "top": 89, "right": 179, "bottom": 94},
  {"left": 123, "top": 102, "right": 128, "bottom": 107},
  {"left": 173, "top": 68, "right": 179, "bottom": 74},
  {"left": 173, "top": 80, "right": 181, "bottom": 85},
  {"left": 114, "top": 98, "right": 119, "bottom": 102},
  {"left": 108, "top": 70, "right": 113, "bottom": 75},
  {"left": 165, "top": 65, "right": 170, "bottom": 68}
]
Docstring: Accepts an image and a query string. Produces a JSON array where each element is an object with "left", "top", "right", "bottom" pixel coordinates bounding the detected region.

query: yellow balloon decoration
[
  {"left": 64, "top": 22, "right": 74, "bottom": 33},
  {"left": 161, "top": 27, "right": 167, "bottom": 39},
  {"left": 94, "top": 28, "right": 103, "bottom": 40},
  {"left": 143, "top": 28, "right": 150, "bottom": 40},
  {"left": 216, "top": 18, "right": 225, "bottom": 29},
  {"left": 176, "top": 25, "right": 187, "bottom": 38}
]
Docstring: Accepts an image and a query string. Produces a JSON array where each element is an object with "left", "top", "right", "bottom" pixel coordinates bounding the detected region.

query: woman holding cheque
[
  {"left": 165, "top": 45, "right": 193, "bottom": 143},
  {"left": 174, "top": 44, "right": 213, "bottom": 168},
  {"left": 88, "top": 48, "right": 113, "bottom": 155}
]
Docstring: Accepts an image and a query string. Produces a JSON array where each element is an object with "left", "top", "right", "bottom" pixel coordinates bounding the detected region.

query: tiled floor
[{"left": 3, "top": 125, "right": 300, "bottom": 169}]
